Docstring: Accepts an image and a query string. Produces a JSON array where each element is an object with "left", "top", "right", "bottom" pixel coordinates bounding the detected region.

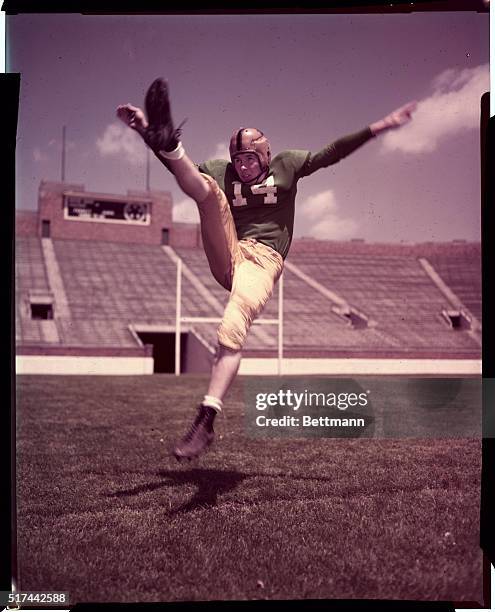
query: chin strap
[{"left": 236, "top": 169, "right": 268, "bottom": 185}]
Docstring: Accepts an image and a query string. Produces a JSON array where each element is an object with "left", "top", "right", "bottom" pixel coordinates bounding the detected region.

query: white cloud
[
  {"left": 47, "top": 138, "right": 75, "bottom": 151},
  {"left": 209, "top": 141, "right": 229, "bottom": 160},
  {"left": 96, "top": 122, "right": 145, "bottom": 165},
  {"left": 381, "top": 63, "right": 489, "bottom": 155},
  {"left": 34, "top": 137, "right": 77, "bottom": 164},
  {"left": 300, "top": 190, "right": 357, "bottom": 240},
  {"left": 173, "top": 197, "right": 200, "bottom": 224},
  {"left": 33, "top": 147, "right": 48, "bottom": 163}
]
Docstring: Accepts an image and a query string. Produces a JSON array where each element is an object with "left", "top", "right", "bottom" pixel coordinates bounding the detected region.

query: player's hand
[
  {"left": 383, "top": 101, "right": 417, "bottom": 128},
  {"left": 116, "top": 104, "right": 149, "bottom": 135},
  {"left": 370, "top": 101, "right": 417, "bottom": 135}
]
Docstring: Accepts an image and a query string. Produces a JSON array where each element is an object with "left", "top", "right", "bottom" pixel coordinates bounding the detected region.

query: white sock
[
  {"left": 202, "top": 395, "right": 223, "bottom": 413},
  {"left": 158, "top": 141, "right": 185, "bottom": 160}
]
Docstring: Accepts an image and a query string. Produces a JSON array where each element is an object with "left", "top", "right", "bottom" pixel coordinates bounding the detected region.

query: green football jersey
[
  {"left": 198, "top": 127, "right": 374, "bottom": 259},
  {"left": 199, "top": 150, "right": 309, "bottom": 259}
]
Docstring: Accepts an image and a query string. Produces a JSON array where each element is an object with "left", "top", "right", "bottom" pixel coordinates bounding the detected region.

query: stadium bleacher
[
  {"left": 15, "top": 184, "right": 481, "bottom": 373},
  {"left": 287, "top": 251, "right": 480, "bottom": 353},
  {"left": 428, "top": 251, "right": 482, "bottom": 324},
  {"left": 16, "top": 236, "right": 53, "bottom": 346},
  {"left": 16, "top": 236, "right": 482, "bottom": 364},
  {"left": 16, "top": 236, "right": 51, "bottom": 294}
]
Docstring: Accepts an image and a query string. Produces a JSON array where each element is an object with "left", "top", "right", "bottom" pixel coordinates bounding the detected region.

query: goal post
[{"left": 175, "top": 256, "right": 284, "bottom": 375}]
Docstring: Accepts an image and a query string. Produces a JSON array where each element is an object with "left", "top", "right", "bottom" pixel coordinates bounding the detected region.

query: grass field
[{"left": 15, "top": 375, "right": 484, "bottom": 605}]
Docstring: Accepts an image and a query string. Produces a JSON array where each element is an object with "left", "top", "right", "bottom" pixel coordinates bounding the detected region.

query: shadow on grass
[
  {"left": 107, "top": 468, "right": 249, "bottom": 516},
  {"left": 107, "top": 468, "right": 340, "bottom": 516}
]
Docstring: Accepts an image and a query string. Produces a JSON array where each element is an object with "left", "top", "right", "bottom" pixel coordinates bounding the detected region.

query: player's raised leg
[
  {"left": 117, "top": 79, "right": 209, "bottom": 203},
  {"left": 117, "top": 80, "right": 236, "bottom": 286}
]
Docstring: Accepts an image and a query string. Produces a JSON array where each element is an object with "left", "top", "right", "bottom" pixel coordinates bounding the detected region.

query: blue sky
[{"left": 7, "top": 11, "right": 489, "bottom": 242}]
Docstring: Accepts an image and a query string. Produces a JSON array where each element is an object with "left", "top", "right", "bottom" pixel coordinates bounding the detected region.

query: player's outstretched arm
[
  {"left": 300, "top": 101, "right": 417, "bottom": 177},
  {"left": 369, "top": 101, "right": 417, "bottom": 136}
]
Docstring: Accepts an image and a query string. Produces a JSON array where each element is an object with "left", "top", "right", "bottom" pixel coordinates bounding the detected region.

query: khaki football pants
[{"left": 197, "top": 173, "right": 284, "bottom": 351}]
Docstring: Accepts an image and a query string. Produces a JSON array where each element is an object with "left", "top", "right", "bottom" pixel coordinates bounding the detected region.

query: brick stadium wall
[
  {"left": 15, "top": 210, "right": 39, "bottom": 237},
  {"left": 16, "top": 180, "right": 200, "bottom": 246},
  {"left": 290, "top": 238, "right": 480, "bottom": 258},
  {"left": 171, "top": 222, "right": 202, "bottom": 248},
  {"left": 17, "top": 345, "right": 153, "bottom": 357},
  {"left": 19, "top": 181, "right": 478, "bottom": 255},
  {"left": 128, "top": 190, "right": 200, "bottom": 247},
  {"left": 242, "top": 348, "right": 480, "bottom": 359},
  {"left": 35, "top": 180, "right": 198, "bottom": 246}
]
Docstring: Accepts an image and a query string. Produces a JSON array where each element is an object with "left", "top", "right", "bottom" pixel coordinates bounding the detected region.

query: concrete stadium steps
[
  {"left": 48, "top": 240, "right": 239, "bottom": 350},
  {"left": 16, "top": 239, "right": 482, "bottom": 357},
  {"left": 52, "top": 239, "right": 177, "bottom": 322},
  {"left": 17, "top": 318, "right": 137, "bottom": 348},
  {"left": 175, "top": 247, "right": 400, "bottom": 352},
  {"left": 279, "top": 268, "right": 397, "bottom": 350},
  {"left": 16, "top": 237, "right": 53, "bottom": 345},
  {"left": 172, "top": 247, "right": 229, "bottom": 305},
  {"left": 287, "top": 252, "right": 480, "bottom": 351},
  {"left": 16, "top": 316, "right": 47, "bottom": 345},
  {"left": 55, "top": 318, "right": 139, "bottom": 347},
  {"left": 427, "top": 253, "right": 481, "bottom": 323},
  {"left": 16, "top": 236, "right": 51, "bottom": 293}
]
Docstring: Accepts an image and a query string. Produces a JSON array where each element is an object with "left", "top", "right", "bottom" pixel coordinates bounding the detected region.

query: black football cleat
[
  {"left": 144, "top": 77, "right": 186, "bottom": 154},
  {"left": 172, "top": 404, "right": 216, "bottom": 461}
]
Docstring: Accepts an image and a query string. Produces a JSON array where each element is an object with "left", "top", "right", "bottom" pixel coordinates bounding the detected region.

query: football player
[{"left": 117, "top": 78, "right": 415, "bottom": 461}]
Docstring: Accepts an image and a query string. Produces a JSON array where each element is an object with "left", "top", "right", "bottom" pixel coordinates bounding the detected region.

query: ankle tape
[
  {"left": 158, "top": 141, "right": 185, "bottom": 160},
  {"left": 202, "top": 395, "right": 223, "bottom": 413}
]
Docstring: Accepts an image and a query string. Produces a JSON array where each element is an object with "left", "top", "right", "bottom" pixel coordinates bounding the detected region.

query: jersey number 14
[{"left": 232, "top": 175, "right": 278, "bottom": 206}]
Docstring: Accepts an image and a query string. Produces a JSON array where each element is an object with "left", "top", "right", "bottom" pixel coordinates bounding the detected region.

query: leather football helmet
[{"left": 229, "top": 127, "right": 271, "bottom": 172}]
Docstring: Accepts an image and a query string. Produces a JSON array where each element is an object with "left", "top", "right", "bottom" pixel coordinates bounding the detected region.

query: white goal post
[{"left": 175, "top": 257, "right": 284, "bottom": 375}]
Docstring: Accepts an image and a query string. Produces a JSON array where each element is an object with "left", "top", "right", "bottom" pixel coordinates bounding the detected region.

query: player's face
[{"left": 233, "top": 153, "right": 263, "bottom": 184}]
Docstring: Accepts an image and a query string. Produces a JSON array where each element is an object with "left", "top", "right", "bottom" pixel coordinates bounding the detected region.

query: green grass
[{"left": 15, "top": 375, "right": 484, "bottom": 604}]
